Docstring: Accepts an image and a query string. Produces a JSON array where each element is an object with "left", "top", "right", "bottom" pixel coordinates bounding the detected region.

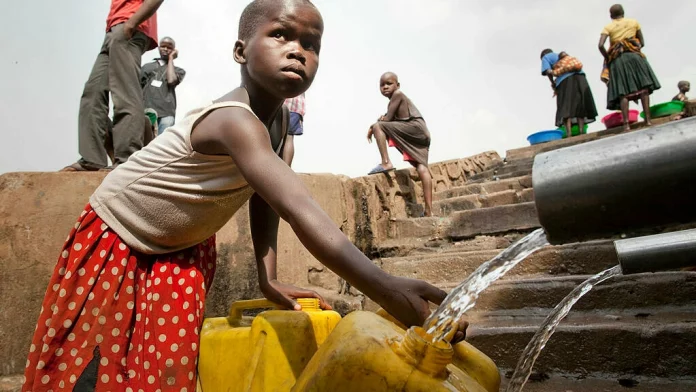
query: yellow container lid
[{"left": 297, "top": 298, "right": 320, "bottom": 311}]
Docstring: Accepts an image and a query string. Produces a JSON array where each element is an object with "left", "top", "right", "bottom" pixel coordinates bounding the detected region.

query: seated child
[
  {"left": 22, "top": 1, "right": 463, "bottom": 391},
  {"left": 367, "top": 72, "right": 434, "bottom": 217},
  {"left": 673, "top": 80, "right": 690, "bottom": 102}
]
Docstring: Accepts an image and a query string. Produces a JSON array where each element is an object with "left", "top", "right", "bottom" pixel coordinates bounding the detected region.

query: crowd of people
[{"left": 22, "top": 1, "right": 680, "bottom": 391}]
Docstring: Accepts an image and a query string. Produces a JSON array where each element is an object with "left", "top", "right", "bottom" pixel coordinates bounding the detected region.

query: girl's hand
[
  {"left": 378, "top": 276, "right": 468, "bottom": 343},
  {"left": 261, "top": 279, "right": 332, "bottom": 310}
]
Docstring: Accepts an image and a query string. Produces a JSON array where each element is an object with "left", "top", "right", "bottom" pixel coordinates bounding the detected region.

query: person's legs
[
  {"left": 371, "top": 122, "right": 393, "bottom": 170},
  {"left": 577, "top": 117, "right": 585, "bottom": 137},
  {"left": 157, "top": 116, "right": 175, "bottom": 135},
  {"left": 641, "top": 92, "right": 653, "bottom": 126},
  {"left": 282, "top": 134, "right": 295, "bottom": 166},
  {"left": 282, "top": 112, "right": 303, "bottom": 165},
  {"left": 108, "top": 24, "right": 149, "bottom": 166},
  {"left": 415, "top": 163, "right": 433, "bottom": 217},
  {"left": 23, "top": 204, "right": 217, "bottom": 391},
  {"left": 76, "top": 35, "right": 111, "bottom": 170},
  {"left": 564, "top": 118, "right": 572, "bottom": 138},
  {"left": 620, "top": 97, "right": 630, "bottom": 131}
]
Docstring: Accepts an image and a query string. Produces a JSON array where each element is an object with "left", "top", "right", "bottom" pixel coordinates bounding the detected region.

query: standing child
[
  {"left": 282, "top": 92, "right": 306, "bottom": 165},
  {"left": 141, "top": 36, "right": 186, "bottom": 135},
  {"left": 673, "top": 81, "right": 690, "bottom": 102},
  {"left": 367, "top": 72, "right": 433, "bottom": 217},
  {"left": 23, "top": 1, "right": 460, "bottom": 391}
]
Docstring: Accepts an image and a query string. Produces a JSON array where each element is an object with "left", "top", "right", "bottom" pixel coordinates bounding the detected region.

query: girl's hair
[{"left": 540, "top": 49, "right": 553, "bottom": 59}]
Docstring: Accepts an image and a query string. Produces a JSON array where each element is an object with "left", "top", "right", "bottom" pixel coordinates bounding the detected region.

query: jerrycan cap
[{"left": 297, "top": 298, "right": 321, "bottom": 311}]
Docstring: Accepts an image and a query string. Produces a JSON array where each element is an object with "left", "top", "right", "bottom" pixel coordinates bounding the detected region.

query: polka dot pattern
[{"left": 23, "top": 204, "right": 216, "bottom": 391}]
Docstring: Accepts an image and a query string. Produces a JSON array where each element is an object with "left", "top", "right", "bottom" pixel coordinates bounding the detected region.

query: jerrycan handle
[{"left": 228, "top": 299, "right": 278, "bottom": 322}]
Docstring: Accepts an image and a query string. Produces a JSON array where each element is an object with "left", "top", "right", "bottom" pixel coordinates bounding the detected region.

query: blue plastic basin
[{"left": 527, "top": 130, "right": 565, "bottom": 145}]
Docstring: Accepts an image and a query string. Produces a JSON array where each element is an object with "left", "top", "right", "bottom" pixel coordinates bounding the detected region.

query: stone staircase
[
  {"left": 350, "top": 122, "right": 696, "bottom": 391},
  {"left": 3, "top": 119, "right": 695, "bottom": 392}
]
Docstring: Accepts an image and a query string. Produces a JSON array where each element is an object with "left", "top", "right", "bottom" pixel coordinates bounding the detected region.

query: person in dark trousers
[
  {"left": 62, "top": 0, "right": 164, "bottom": 171},
  {"left": 141, "top": 36, "right": 186, "bottom": 135}
]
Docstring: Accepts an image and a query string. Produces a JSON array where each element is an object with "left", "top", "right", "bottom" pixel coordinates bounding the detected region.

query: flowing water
[
  {"left": 505, "top": 265, "right": 623, "bottom": 392},
  {"left": 424, "top": 228, "right": 550, "bottom": 342}
]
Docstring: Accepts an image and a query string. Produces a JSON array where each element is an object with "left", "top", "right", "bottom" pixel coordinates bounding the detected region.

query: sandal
[{"left": 367, "top": 164, "right": 395, "bottom": 175}]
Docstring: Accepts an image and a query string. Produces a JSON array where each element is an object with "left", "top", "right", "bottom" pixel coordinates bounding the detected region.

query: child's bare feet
[{"left": 622, "top": 123, "right": 631, "bottom": 132}]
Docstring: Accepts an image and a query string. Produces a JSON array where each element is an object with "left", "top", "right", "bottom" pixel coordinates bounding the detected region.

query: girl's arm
[
  {"left": 249, "top": 192, "right": 331, "bottom": 310},
  {"left": 192, "top": 106, "right": 448, "bottom": 327}
]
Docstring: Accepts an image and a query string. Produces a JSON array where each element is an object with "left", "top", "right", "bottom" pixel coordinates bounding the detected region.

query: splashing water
[
  {"left": 424, "top": 228, "right": 550, "bottom": 341},
  {"left": 505, "top": 265, "right": 623, "bottom": 392}
]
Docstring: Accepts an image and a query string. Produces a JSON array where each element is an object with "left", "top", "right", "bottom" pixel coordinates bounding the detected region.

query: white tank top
[{"left": 90, "top": 101, "right": 286, "bottom": 254}]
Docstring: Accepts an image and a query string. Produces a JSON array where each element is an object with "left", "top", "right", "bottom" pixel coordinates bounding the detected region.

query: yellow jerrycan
[
  {"left": 291, "top": 310, "right": 501, "bottom": 392},
  {"left": 198, "top": 298, "right": 342, "bottom": 392}
]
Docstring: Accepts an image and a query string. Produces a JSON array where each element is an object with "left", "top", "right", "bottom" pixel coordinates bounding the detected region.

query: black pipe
[
  {"left": 616, "top": 229, "right": 696, "bottom": 274},
  {"left": 533, "top": 117, "right": 696, "bottom": 245}
]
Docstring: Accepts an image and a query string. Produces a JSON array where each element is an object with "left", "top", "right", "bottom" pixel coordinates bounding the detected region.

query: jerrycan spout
[
  {"left": 296, "top": 298, "right": 321, "bottom": 311},
  {"left": 395, "top": 327, "right": 454, "bottom": 379}
]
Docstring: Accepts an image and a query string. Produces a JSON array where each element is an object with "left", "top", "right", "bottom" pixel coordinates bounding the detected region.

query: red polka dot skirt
[{"left": 23, "top": 204, "right": 216, "bottom": 391}]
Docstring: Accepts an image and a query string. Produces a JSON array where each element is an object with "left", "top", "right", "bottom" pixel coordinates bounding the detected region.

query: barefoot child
[
  {"left": 23, "top": 1, "right": 456, "bottom": 390},
  {"left": 367, "top": 72, "right": 434, "bottom": 216}
]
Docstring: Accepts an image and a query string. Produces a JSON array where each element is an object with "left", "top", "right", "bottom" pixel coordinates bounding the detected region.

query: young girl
[{"left": 23, "top": 0, "right": 457, "bottom": 390}]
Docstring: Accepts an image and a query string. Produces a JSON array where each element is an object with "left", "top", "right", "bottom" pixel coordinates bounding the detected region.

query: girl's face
[{"left": 239, "top": 2, "right": 323, "bottom": 99}]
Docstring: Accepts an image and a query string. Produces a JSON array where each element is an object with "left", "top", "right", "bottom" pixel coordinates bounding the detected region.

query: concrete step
[
  {"left": 468, "top": 168, "right": 535, "bottom": 184},
  {"left": 433, "top": 175, "right": 533, "bottom": 201},
  {"left": 477, "top": 273, "right": 696, "bottom": 315},
  {"left": 466, "top": 309, "right": 696, "bottom": 377},
  {"left": 379, "top": 240, "right": 619, "bottom": 283},
  {"left": 434, "top": 188, "right": 536, "bottom": 216},
  {"left": 372, "top": 233, "right": 530, "bottom": 258},
  {"left": 468, "top": 162, "right": 534, "bottom": 182},
  {"left": 467, "top": 272, "right": 696, "bottom": 312},
  {"left": 500, "top": 373, "right": 696, "bottom": 392},
  {"left": 388, "top": 203, "right": 540, "bottom": 241},
  {"left": 434, "top": 190, "right": 522, "bottom": 216},
  {"left": 447, "top": 202, "right": 541, "bottom": 239}
]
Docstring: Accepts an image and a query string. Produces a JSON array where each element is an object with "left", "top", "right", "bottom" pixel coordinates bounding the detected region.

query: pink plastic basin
[{"left": 601, "top": 110, "right": 639, "bottom": 129}]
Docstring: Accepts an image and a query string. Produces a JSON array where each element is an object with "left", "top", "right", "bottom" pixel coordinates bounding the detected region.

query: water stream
[
  {"left": 424, "top": 228, "right": 550, "bottom": 342},
  {"left": 505, "top": 265, "right": 623, "bottom": 392}
]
